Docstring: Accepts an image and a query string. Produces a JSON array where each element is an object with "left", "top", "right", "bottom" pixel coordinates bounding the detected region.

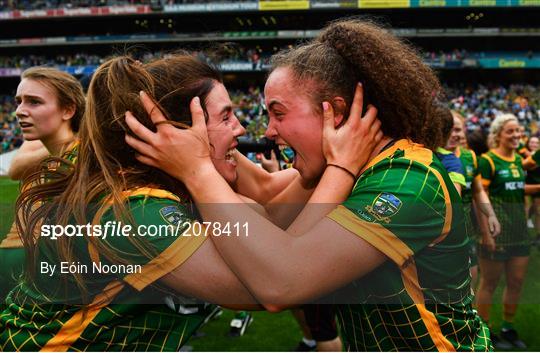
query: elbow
[
  {"left": 263, "top": 303, "right": 291, "bottom": 313},
  {"left": 7, "top": 168, "right": 21, "bottom": 181},
  {"left": 255, "top": 282, "right": 301, "bottom": 312}
]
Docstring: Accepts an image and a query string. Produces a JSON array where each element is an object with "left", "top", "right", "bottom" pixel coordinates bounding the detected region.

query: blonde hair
[{"left": 488, "top": 114, "right": 519, "bottom": 149}]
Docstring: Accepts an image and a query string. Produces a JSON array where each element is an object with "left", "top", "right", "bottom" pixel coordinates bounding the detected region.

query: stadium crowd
[
  {"left": 1, "top": 83, "right": 540, "bottom": 153},
  {"left": 0, "top": 47, "right": 284, "bottom": 70},
  {"left": 0, "top": 0, "right": 255, "bottom": 11}
]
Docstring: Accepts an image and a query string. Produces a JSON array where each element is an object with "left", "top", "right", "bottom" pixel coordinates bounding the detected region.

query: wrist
[
  {"left": 326, "top": 163, "right": 357, "bottom": 181},
  {"left": 326, "top": 164, "right": 357, "bottom": 184},
  {"left": 182, "top": 161, "right": 218, "bottom": 192}
]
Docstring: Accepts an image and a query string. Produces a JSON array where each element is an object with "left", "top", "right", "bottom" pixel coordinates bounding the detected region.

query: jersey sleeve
[
  {"left": 98, "top": 197, "right": 207, "bottom": 291},
  {"left": 470, "top": 150, "right": 479, "bottom": 175},
  {"left": 478, "top": 154, "right": 494, "bottom": 187},
  {"left": 327, "top": 159, "right": 449, "bottom": 268}
]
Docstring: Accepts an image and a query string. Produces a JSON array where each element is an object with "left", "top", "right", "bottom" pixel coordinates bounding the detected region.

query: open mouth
[
  {"left": 278, "top": 143, "right": 296, "bottom": 163},
  {"left": 19, "top": 122, "right": 33, "bottom": 128},
  {"left": 224, "top": 148, "right": 237, "bottom": 164}
]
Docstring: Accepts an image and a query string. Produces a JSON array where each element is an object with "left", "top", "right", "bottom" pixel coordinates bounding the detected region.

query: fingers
[
  {"left": 125, "top": 134, "right": 154, "bottom": 157},
  {"left": 189, "top": 97, "right": 207, "bottom": 130},
  {"left": 322, "top": 101, "right": 335, "bottom": 131},
  {"left": 270, "top": 149, "right": 277, "bottom": 161},
  {"left": 363, "top": 104, "right": 378, "bottom": 125},
  {"left": 348, "top": 83, "right": 364, "bottom": 125},
  {"left": 140, "top": 91, "right": 167, "bottom": 125},
  {"left": 125, "top": 111, "right": 156, "bottom": 144},
  {"left": 134, "top": 153, "right": 158, "bottom": 169}
]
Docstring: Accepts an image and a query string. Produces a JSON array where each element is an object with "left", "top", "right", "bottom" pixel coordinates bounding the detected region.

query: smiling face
[
  {"left": 445, "top": 115, "right": 464, "bottom": 151},
  {"left": 15, "top": 78, "right": 73, "bottom": 144},
  {"left": 497, "top": 120, "right": 521, "bottom": 151},
  {"left": 205, "top": 82, "right": 246, "bottom": 185},
  {"left": 528, "top": 136, "right": 539, "bottom": 152},
  {"left": 264, "top": 67, "right": 325, "bottom": 182}
]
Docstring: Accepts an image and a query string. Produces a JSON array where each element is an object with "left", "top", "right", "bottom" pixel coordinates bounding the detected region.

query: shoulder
[
  {"left": 353, "top": 142, "right": 453, "bottom": 203},
  {"left": 100, "top": 187, "right": 195, "bottom": 226}
]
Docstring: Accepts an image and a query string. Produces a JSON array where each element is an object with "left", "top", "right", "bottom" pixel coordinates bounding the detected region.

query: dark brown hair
[
  {"left": 270, "top": 18, "right": 445, "bottom": 149},
  {"left": 17, "top": 54, "right": 222, "bottom": 299}
]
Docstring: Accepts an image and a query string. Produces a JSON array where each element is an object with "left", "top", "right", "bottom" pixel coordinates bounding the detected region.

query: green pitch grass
[{"left": 1, "top": 175, "right": 539, "bottom": 351}]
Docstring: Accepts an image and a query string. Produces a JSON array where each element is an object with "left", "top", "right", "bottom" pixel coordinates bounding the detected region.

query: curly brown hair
[{"left": 270, "top": 18, "right": 445, "bottom": 150}]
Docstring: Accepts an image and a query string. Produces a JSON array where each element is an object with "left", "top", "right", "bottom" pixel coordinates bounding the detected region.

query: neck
[
  {"left": 446, "top": 145, "right": 457, "bottom": 153},
  {"left": 42, "top": 125, "right": 75, "bottom": 156},
  {"left": 495, "top": 145, "right": 514, "bottom": 158}
]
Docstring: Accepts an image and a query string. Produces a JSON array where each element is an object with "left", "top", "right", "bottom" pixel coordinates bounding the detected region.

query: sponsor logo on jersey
[
  {"left": 505, "top": 181, "right": 524, "bottom": 191},
  {"left": 159, "top": 205, "right": 184, "bottom": 225},
  {"left": 365, "top": 192, "right": 402, "bottom": 223},
  {"left": 466, "top": 165, "right": 474, "bottom": 177},
  {"left": 498, "top": 169, "right": 510, "bottom": 177}
]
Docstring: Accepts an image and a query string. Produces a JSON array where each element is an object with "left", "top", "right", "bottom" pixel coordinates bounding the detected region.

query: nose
[
  {"left": 265, "top": 117, "right": 278, "bottom": 140},
  {"left": 15, "top": 103, "right": 27, "bottom": 119},
  {"left": 232, "top": 114, "right": 246, "bottom": 137}
]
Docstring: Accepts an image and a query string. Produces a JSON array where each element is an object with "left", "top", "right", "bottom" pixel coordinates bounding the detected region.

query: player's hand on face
[
  {"left": 322, "top": 83, "right": 383, "bottom": 177},
  {"left": 125, "top": 91, "right": 213, "bottom": 181}
]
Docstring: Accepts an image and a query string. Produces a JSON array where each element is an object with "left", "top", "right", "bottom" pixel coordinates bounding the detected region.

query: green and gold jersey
[
  {"left": 1, "top": 188, "right": 209, "bottom": 352},
  {"left": 478, "top": 150, "right": 527, "bottom": 247},
  {"left": 525, "top": 149, "right": 540, "bottom": 185},
  {"left": 0, "top": 140, "right": 80, "bottom": 250},
  {"left": 327, "top": 139, "right": 491, "bottom": 352},
  {"left": 456, "top": 147, "right": 479, "bottom": 239}
]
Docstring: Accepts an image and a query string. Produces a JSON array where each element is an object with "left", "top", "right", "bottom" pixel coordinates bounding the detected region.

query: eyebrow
[
  {"left": 219, "top": 105, "right": 233, "bottom": 116},
  {"left": 268, "top": 100, "right": 286, "bottom": 111},
  {"left": 14, "top": 94, "right": 43, "bottom": 101}
]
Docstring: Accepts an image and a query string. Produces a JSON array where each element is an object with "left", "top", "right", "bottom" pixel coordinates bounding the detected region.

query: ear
[
  {"left": 62, "top": 104, "right": 76, "bottom": 122},
  {"left": 331, "top": 97, "right": 346, "bottom": 127}
]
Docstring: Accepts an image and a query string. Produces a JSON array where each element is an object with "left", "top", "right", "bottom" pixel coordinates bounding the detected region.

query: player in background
[
  {"left": 0, "top": 67, "right": 84, "bottom": 303},
  {"left": 435, "top": 106, "right": 466, "bottom": 195},
  {"left": 476, "top": 114, "right": 540, "bottom": 349},
  {"left": 522, "top": 136, "right": 540, "bottom": 241},
  {"left": 445, "top": 110, "right": 500, "bottom": 287}
]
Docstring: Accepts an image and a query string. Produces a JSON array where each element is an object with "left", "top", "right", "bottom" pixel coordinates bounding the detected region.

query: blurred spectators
[
  {"left": 0, "top": 96, "right": 22, "bottom": 153},
  {"left": 0, "top": 0, "right": 256, "bottom": 11},
  {"left": 446, "top": 84, "right": 540, "bottom": 136},
  {"left": 2, "top": 82, "right": 540, "bottom": 152}
]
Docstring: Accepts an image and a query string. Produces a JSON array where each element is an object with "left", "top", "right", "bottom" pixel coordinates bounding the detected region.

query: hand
[
  {"left": 481, "top": 234, "right": 496, "bottom": 252},
  {"left": 487, "top": 214, "right": 501, "bottom": 238},
  {"left": 322, "top": 83, "right": 383, "bottom": 176},
  {"left": 259, "top": 150, "right": 280, "bottom": 173},
  {"left": 124, "top": 91, "right": 214, "bottom": 182}
]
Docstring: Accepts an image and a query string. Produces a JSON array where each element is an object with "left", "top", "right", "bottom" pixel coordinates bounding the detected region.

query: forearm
[
  {"left": 525, "top": 184, "right": 540, "bottom": 195},
  {"left": 473, "top": 201, "right": 491, "bottom": 240},
  {"left": 233, "top": 152, "right": 298, "bottom": 204},
  {"left": 287, "top": 167, "right": 354, "bottom": 236},
  {"left": 473, "top": 188, "right": 496, "bottom": 218},
  {"left": 185, "top": 166, "right": 300, "bottom": 302},
  {"left": 264, "top": 174, "right": 316, "bottom": 229},
  {"left": 186, "top": 166, "right": 365, "bottom": 305},
  {"left": 8, "top": 141, "right": 49, "bottom": 180}
]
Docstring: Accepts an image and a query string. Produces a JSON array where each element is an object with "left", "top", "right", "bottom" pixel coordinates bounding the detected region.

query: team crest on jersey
[
  {"left": 365, "top": 193, "right": 402, "bottom": 223},
  {"left": 159, "top": 205, "right": 184, "bottom": 225}
]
